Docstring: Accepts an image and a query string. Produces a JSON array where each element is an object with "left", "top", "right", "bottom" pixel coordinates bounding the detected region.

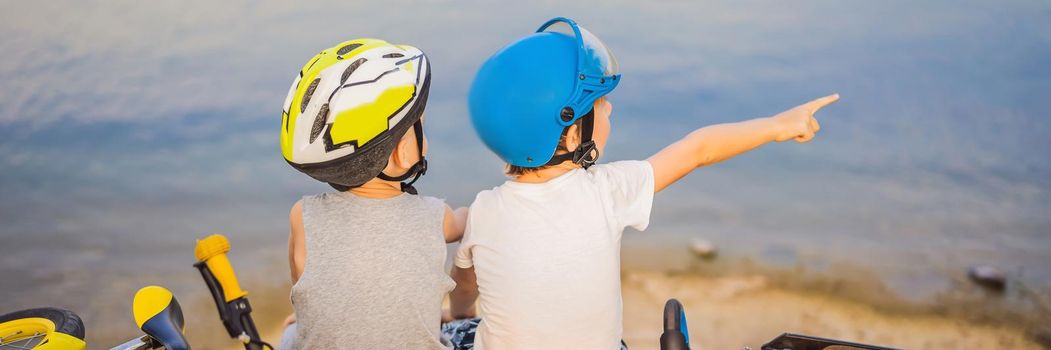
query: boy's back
[
  {"left": 456, "top": 17, "right": 836, "bottom": 350},
  {"left": 456, "top": 161, "right": 654, "bottom": 350},
  {"left": 293, "top": 192, "right": 454, "bottom": 349},
  {"left": 278, "top": 38, "right": 477, "bottom": 350}
]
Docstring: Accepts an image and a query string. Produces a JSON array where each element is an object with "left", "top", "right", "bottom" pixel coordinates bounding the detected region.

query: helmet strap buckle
[
  {"left": 376, "top": 120, "right": 427, "bottom": 194},
  {"left": 544, "top": 110, "right": 599, "bottom": 169},
  {"left": 573, "top": 140, "right": 599, "bottom": 169}
]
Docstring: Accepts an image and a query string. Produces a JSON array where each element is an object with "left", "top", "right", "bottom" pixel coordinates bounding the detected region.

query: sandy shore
[
  {"left": 239, "top": 269, "right": 1042, "bottom": 349},
  {"left": 620, "top": 270, "right": 1040, "bottom": 349}
]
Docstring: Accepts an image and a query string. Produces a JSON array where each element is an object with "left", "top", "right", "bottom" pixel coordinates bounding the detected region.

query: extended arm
[{"left": 648, "top": 94, "right": 838, "bottom": 192}]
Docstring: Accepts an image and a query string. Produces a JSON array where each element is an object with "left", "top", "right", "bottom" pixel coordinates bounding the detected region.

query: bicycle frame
[{"left": 109, "top": 335, "right": 157, "bottom": 350}]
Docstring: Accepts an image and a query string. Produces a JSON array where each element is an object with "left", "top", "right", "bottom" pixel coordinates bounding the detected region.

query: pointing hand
[{"left": 771, "top": 94, "right": 840, "bottom": 143}]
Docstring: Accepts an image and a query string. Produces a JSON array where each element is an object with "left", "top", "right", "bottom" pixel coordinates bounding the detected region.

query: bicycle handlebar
[
  {"left": 659, "top": 299, "right": 691, "bottom": 350},
  {"left": 194, "top": 235, "right": 248, "bottom": 302},
  {"left": 194, "top": 234, "right": 267, "bottom": 350}
]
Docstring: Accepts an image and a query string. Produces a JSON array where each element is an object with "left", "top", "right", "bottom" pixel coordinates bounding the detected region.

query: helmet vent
[
  {"left": 383, "top": 53, "right": 404, "bottom": 58},
  {"left": 336, "top": 43, "right": 362, "bottom": 56},
  {"left": 300, "top": 78, "right": 320, "bottom": 113},
  {"left": 309, "top": 103, "right": 329, "bottom": 143},
  {"left": 341, "top": 58, "right": 367, "bottom": 84}
]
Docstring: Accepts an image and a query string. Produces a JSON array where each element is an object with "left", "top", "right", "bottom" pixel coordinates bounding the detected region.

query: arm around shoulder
[{"left": 443, "top": 206, "right": 469, "bottom": 243}]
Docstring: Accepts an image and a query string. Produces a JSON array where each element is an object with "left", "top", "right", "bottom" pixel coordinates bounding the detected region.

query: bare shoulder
[
  {"left": 289, "top": 200, "right": 305, "bottom": 241},
  {"left": 290, "top": 200, "right": 304, "bottom": 226}
]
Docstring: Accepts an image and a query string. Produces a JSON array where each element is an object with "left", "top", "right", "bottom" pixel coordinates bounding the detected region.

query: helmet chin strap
[
  {"left": 544, "top": 110, "right": 599, "bottom": 169},
  {"left": 376, "top": 120, "right": 427, "bottom": 194}
]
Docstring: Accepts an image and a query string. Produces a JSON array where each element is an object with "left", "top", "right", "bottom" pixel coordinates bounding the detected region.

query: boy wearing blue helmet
[{"left": 451, "top": 18, "right": 839, "bottom": 349}]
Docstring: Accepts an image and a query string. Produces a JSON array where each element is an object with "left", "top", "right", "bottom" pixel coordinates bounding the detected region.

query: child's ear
[
  {"left": 391, "top": 132, "right": 414, "bottom": 169},
  {"left": 564, "top": 124, "right": 581, "bottom": 152}
]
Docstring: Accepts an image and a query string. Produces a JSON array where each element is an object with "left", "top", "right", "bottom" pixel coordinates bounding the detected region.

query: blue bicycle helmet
[{"left": 469, "top": 17, "right": 621, "bottom": 168}]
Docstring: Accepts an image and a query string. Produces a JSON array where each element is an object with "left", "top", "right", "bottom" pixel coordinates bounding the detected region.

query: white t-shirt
[{"left": 455, "top": 160, "right": 655, "bottom": 350}]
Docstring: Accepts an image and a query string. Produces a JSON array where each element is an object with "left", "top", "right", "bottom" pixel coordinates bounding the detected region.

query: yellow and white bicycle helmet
[{"left": 280, "top": 38, "right": 431, "bottom": 193}]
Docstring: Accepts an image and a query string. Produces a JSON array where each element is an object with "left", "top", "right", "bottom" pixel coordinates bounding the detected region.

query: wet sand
[{"left": 239, "top": 269, "right": 1043, "bottom": 350}]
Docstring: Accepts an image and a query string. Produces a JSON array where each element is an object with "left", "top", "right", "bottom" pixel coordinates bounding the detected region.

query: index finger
[{"left": 806, "top": 93, "right": 840, "bottom": 111}]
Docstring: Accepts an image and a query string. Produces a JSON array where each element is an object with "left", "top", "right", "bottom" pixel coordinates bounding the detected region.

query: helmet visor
[{"left": 539, "top": 20, "right": 619, "bottom": 76}]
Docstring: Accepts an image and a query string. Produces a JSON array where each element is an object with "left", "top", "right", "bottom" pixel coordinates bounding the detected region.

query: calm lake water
[{"left": 2, "top": 0, "right": 1049, "bottom": 345}]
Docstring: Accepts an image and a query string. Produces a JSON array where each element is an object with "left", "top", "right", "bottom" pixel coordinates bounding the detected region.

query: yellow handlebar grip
[{"left": 195, "top": 234, "right": 248, "bottom": 302}]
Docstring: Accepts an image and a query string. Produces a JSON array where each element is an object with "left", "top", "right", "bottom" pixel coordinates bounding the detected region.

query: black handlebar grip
[{"left": 659, "top": 299, "right": 690, "bottom": 350}]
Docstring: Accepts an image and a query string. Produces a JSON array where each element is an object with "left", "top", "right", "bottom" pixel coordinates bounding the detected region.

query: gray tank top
[{"left": 291, "top": 192, "right": 455, "bottom": 350}]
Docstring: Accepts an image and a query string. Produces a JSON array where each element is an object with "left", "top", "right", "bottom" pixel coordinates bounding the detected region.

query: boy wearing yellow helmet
[
  {"left": 451, "top": 17, "right": 839, "bottom": 349},
  {"left": 278, "top": 39, "right": 475, "bottom": 349}
]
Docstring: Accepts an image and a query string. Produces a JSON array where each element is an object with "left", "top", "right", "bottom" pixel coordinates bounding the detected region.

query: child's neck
[
  {"left": 346, "top": 178, "right": 404, "bottom": 199},
  {"left": 513, "top": 161, "right": 581, "bottom": 184}
]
